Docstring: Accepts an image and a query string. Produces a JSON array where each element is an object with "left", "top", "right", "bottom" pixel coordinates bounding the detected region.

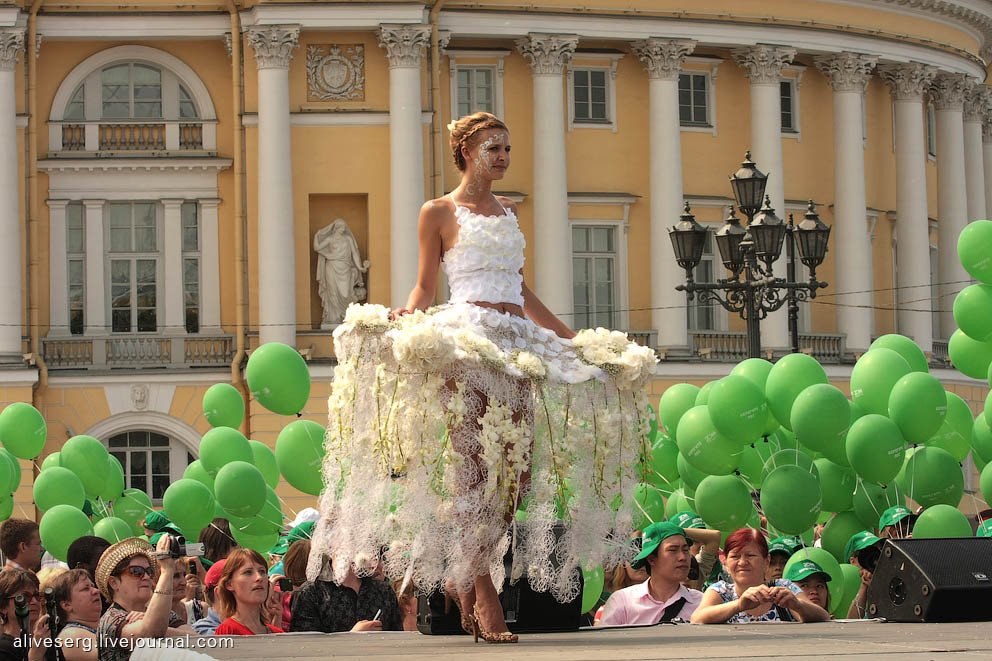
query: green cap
[
  {"left": 879, "top": 505, "right": 913, "bottom": 529},
  {"left": 768, "top": 536, "right": 802, "bottom": 557},
  {"left": 977, "top": 520, "right": 992, "bottom": 538},
  {"left": 631, "top": 521, "right": 686, "bottom": 569},
  {"left": 669, "top": 511, "right": 704, "bottom": 530},
  {"left": 844, "top": 530, "right": 882, "bottom": 562},
  {"left": 270, "top": 521, "right": 316, "bottom": 555},
  {"left": 269, "top": 537, "right": 290, "bottom": 556},
  {"left": 143, "top": 510, "right": 172, "bottom": 532},
  {"left": 784, "top": 559, "right": 831, "bottom": 583}
]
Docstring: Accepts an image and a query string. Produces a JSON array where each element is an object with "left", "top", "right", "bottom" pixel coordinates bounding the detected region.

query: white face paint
[{"left": 463, "top": 129, "right": 510, "bottom": 196}]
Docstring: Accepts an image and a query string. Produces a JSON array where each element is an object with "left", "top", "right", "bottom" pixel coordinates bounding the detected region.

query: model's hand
[
  {"left": 389, "top": 307, "right": 412, "bottom": 321},
  {"left": 351, "top": 619, "right": 383, "bottom": 632}
]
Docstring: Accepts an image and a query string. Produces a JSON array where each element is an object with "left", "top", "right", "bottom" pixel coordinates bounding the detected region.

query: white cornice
[
  {"left": 241, "top": 111, "right": 432, "bottom": 127},
  {"left": 0, "top": 369, "right": 39, "bottom": 387},
  {"left": 37, "top": 158, "right": 232, "bottom": 174},
  {"left": 38, "top": 15, "right": 230, "bottom": 39},
  {"left": 241, "top": 4, "right": 427, "bottom": 29}
]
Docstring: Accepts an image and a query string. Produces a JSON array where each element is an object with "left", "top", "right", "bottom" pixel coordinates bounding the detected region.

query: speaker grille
[{"left": 893, "top": 538, "right": 992, "bottom": 586}]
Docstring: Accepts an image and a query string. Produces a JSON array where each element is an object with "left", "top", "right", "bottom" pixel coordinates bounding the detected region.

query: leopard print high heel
[{"left": 472, "top": 605, "right": 518, "bottom": 644}]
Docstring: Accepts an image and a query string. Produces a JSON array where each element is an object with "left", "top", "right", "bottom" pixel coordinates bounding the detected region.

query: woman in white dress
[{"left": 309, "top": 112, "right": 657, "bottom": 643}]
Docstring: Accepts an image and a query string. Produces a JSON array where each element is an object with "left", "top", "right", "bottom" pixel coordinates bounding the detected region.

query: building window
[
  {"left": 688, "top": 232, "right": 716, "bottom": 331},
  {"left": 455, "top": 66, "right": 494, "bottom": 118},
  {"left": 102, "top": 63, "right": 162, "bottom": 119},
  {"left": 67, "top": 202, "right": 85, "bottom": 335},
  {"left": 178, "top": 85, "right": 198, "bottom": 119},
  {"left": 182, "top": 201, "right": 200, "bottom": 334},
  {"left": 572, "top": 225, "right": 616, "bottom": 329},
  {"left": 926, "top": 103, "right": 937, "bottom": 158},
  {"left": 108, "top": 202, "right": 158, "bottom": 333},
  {"left": 108, "top": 430, "right": 187, "bottom": 502},
  {"left": 781, "top": 80, "right": 796, "bottom": 132},
  {"left": 679, "top": 73, "right": 710, "bottom": 126},
  {"left": 65, "top": 85, "right": 85, "bottom": 122},
  {"left": 572, "top": 69, "right": 609, "bottom": 123}
]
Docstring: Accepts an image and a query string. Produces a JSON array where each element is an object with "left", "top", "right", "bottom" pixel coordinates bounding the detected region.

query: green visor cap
[
  {"left": 768, "top": 536, "right": 802, "bottom": 556},
  {"left": 143, "top": 510, "right": 173, "bottom": 532},
  {"left": 269, "top": 537, "right": 290, "bottom": 556},
  {"left": 844, "top": 530, "right": 882, "bottom": 562},
  {"left": 669, "top": 511, "right": 704, "bottom": 530},
  {"left": 879, "top": 505, "right": 913, "bottom": 529},
  {"left": 287, "top": 520, "right": 315, "bottom": 543},
  {"left": 631, "top": 521, "right": 686, "bottom": 569},
  {"left": 784, "top": 559, "right": 831, "bottom": 583},
  {"left": 977, "top": 519, "right": 992, "bottom": 538}
]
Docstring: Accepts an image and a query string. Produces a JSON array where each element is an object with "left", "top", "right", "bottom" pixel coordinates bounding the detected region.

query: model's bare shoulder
[{"left": 496, "top": 195, "right": 518, "bottom": 215}]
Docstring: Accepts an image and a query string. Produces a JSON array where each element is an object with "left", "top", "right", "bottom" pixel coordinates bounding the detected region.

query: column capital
[
  {"left": 930, "top": 72, "right": 970, "bottom": 111},
  {"left": 45, "top": 199, "right": 69, "bottom": 211},
  {"left": 731, "top": 45, "right": 796, "bottom": 85},
  {"left": 814, "top": 52, "right": 877, "bottom": 93},
  {"left": 516, "top": 33, "right": 579, "bottom": 76},
  {"left": 82, "top": 199, "right": 105, "bottom": 210},
  {"left": 246, "top": 25, "right": 300, "bottom": 70},
  {"left": 377, "top": 24, "right": 431, "bottom": 68},
  {"left": 877, "top": 62, "right": 938, "bottom": 101},
  {"left": 199, "top": 198, "right": 222, "bottom": 210},
  {"left": 964, "top": 83, "right": 989, "bottom": 123},
  {"left": 0, "top": 29, "right": 24, "bottom": 72},
  {"left": 631, "top": 39, "right": 696, "bottom": 81}
]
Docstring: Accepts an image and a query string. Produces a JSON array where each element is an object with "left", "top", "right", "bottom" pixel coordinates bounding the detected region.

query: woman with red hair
[{"left": 691, "top": 528, "right": 829, "bottom": 624}]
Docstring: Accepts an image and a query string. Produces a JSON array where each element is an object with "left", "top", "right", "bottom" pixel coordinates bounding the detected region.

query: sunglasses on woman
[{"left": 122, "top": 565, "right": 155, "bottom": 579}]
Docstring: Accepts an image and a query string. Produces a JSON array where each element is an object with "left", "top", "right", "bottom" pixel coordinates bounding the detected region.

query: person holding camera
[
  {"left": 213, "top": 549, "right": 283, "bottom": 636},
  {"left": 844, "top": 530, "right": 882, "bottom": 619},
  {"left": 50, "top": 568, "right": 102, "bottom": 661},
  {"left": 0, "top": 569, "right": 52, "bottom": 661},
  {"left": 95, "top": 536, "right": 194, "bottom": 661}
]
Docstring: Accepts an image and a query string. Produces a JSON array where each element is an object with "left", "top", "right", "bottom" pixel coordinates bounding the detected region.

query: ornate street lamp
[
  {"left": 669, "top": 202, "right": 708, "bottom": 272},
  {"left": 729, "top": 151, "right": 768, "bottom": 218},
  {"left": 714, "top": 208, "right": 747, "bottom": 275},
  {"left": 748, "top": 195, "right": 787, "bottom": 269}
]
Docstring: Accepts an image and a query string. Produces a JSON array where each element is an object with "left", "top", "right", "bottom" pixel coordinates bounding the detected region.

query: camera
[
  {"left": 857, "top": 544, "right": 881, "bottom": 572},
  {"left": 277, "top": 578, "right": 293, "bottom": 592},
  {"left": 165, "top": 535, "right": 205, "bottom": 560}
]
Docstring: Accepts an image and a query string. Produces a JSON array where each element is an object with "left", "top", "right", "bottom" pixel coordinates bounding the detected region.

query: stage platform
[{"left": 205, "top": 621, "right": 992, "bottom": 660}]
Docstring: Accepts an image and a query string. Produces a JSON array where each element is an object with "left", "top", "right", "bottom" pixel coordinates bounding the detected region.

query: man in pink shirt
[{"left": 597, "top": 521, "right": 703, "bottom": 626}]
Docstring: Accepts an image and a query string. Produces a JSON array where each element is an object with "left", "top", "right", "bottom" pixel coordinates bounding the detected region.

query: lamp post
[{"left": 669, "top": 152, "right": 831, "bottom": 359}]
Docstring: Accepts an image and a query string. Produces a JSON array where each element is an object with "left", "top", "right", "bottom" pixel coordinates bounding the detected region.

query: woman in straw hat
[{"left": 94, "top": 536, "right": 193, "bottom": 661}]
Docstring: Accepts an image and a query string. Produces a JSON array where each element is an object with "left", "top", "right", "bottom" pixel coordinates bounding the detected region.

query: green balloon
[
  {"left": 162, "top": 479, "right": 215, "bottom": 533},
  {"left": 845, "top": 414, "right": 905, "bottom": 484},
  {"left": 658, "top": 384, "right": 700, "bottom": 439},
  {"left": 40, "top": 452, "right": 60, "bottom": 471},
  {"left": 814, "top": 458, "right": 856, "bottom": 513},
  {"left": 957, "top": 219, "right": 992, "bottom": 285},
  {"left": 979, "top": 461, "right": 992, "bottom": 506},
  {"left": 632, "top": 482, "right": 665, "bottom": 530},
  {"left": 852, "top": 479, "right": 904, "bottom": 529},
  {"left": 925, "top": 392, "right": 973, "bottom": 461},
  {"left": 676, "top": 452, "right": 707, "bottom": 491},
  {"left": 896, "top": 446, "right": 963, "bottom": 508},
  {"left": 791, "top": 384, "right": 851, "bottom": 454},
  {"left": 231, "top": 526, "right": 279, "bottom": 555},
  {"left": 202, "top": 383, "right": 245, "bottom": 429},
  {"left": 676, "top": 406, "right": 741, "bottom": 475},
  {"left": 888, "top": 372, "right": 947, "bottom": 443},
  {"left": 850, "top": 348, "right": 912, "bottom": 416},
  {"left": 647, "top": 403, "right": 658, "bottom": 437},
  {"left": 40, "top": 505, "right": 93, "bottom": 562},
  {"left": 820, "top": 511, "right": 865, "bottom": 564},
  {"left": 662, "top": 487, "right": 693, "bottom": 521},
  {"left": 0, "top": 455, "right": 13, "bottom": 498},
  {"left": 736, "top": 444, "right": 766, "bottom": 491},
  {"left": 32, "top": 466, "right": 85, "bottom": 511},
  {"left": 784, "top": 547, "right": 843, "bottom": 613},
  {"left": 114, "top": 488, "right": 152, "bottom": 526},
  {"left": 869, "top": 334, "right": 929, "bottom": 373},
  {"left": 645, "top": 435, "right": 679, "bottom": 490},
  {"left": 975, "top": 449, "right": 988, "bottom": 473},
  {"left": 0, "top": 449, "right": 20, "bottom": 493},
  {"left": 765, "top": 354, "right": 828, "bottom": 430},
  {"left": 100, "top": 455, "right": 126, "bottom": 502},
  {"left": 249, "top": 440, "right": 280, "bottom": 490},
  {"left": 912, "top": 504, "right": 972, "bottom": 538},
  {"left": 695, "top": 381, "right": 715, "bottom": 406},
  {"left": 199, "top": 426, "right": 252, "bottom": 476},
  {"left": 215, "top": 461, "right": 267, "bottom": 518},
  {"left": 694, "top": 474, "right": 753, "bottom": 531},
  {"left": 581, "top": 566, "right": 605, "bottom": 614},
  {"left": 245, "top": 342, "right": 311, "bottom": 416},
  {"left": 948, "top": 329, "right": 992, "bottom": 380},
  {"left": 761, "top": 448, "right": 819, "bottom": 483},
  {"left": 0, "top": 403, "right": 47, "bottom": 459},
  {"left": 93, "top": 516, "right": 135, "bottom": 544},
  {"left": 973, "top": 413, "right": 992, "bottom": 463},
  {"left": 761, "top": 465, "right": 822, "bottom": 534},
  {"left": 0, "top": 497, "right": 12, "bottom": 521},
  {"left": 707, "top": 375, "right": 769, "bottom": 446},
  {"left": 275, "top": 420, "right": 326, "bottom": 496},
  {"left": 60, "top": 435, "right": 109, "bottom": 498},
  {"left": 730, "top": 358, "right": 774, "bottom": 390},
  {"left": 836, "top": 563, "right": 862, "bottom": 618},
  {"left": 953, "top": 284, "right": 992, "bottom": 342},
  {"left": 183, "top": 460, "right": 215, "bottom": 492}
]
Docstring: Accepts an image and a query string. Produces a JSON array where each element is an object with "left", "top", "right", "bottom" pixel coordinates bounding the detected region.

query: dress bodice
[{"left": 442, "top": 204, "right": 525, "bottom": 307}]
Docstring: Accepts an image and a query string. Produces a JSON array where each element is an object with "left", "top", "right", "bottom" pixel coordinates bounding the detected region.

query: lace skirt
[{"left": 307, "top": 302, "right": 656, "bottom": 603}]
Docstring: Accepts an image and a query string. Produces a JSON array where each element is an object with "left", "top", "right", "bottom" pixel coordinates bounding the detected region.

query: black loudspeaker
[
  {"left": 866, "top": 538, "right": 992, "bottom": 622},
  {"left": 417, "top": 524, "right": 583, "bottom": 634}
]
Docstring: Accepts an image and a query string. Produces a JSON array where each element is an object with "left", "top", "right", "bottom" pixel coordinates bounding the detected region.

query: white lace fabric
[{"left": 442, "top": 205, "right": 525, "bottom": 307}]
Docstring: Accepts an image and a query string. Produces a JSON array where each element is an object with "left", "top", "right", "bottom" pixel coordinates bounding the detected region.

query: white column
[
  {"left": 162, "top": 199, "right": 185, "bottom": 336},
  {"left": 0, "top": 30, "right": 23, "bottom": 360},
  {"left": 516, "top": 33, "right": 579, "bottom": 319},
  {"left": 963, "top": 84, "right": 987, "bottom": 223},
  {"left": 732, "top": 45, "right": 796, "bottom": 352},
  {"left": 247, "top": 25, "right": 299, "bottom": 346},
  {"left": 378, "top": 24, "right": 431, "bottom": 308},
  {"left": 931, "top": 72, "right": 970, "bottom": 339},
  {"left": 814, "top": 53, "right": 878, "bottom": 355},
  {"left": 199, "top": 198, "right": 222, "bottom": 333},
  {"left": 878, "top": 62, "right": 938, "bottom": 351},
  {"left": 83, "top": 200, "right": 106, "bottom": 336},
  {"left": 631, "top": 38, "right": 696, "bottom": 352},
  {"left": 47, "top": 200, "right": 70, "bottom": 337}
]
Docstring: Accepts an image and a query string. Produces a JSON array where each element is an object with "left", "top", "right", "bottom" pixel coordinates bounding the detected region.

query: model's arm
[
  {"left": 396, "top": 201, "right": 445, "bottom": 315},
  {"left": 522, "top": 280, "right": 576, "bottom": 339}
]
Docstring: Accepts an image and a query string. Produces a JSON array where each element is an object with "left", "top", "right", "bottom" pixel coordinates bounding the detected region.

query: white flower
[
  {"left": 446, "top": 120, "right": 457, "bottom": 132},
  {"left": 343, "top": 303, "right": 391, "bottom": 330},
  {"left": 452, "top": 329, "right": 505, "bottom": 365},
  {"left": 390, "top": 321, "right": 456, "bottom": 372},
  {"left": 513, "top": 351, "right": 546, "bottom": 379}
]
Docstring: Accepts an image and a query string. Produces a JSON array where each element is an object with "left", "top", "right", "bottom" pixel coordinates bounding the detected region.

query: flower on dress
[
  {"left": 390, "top": 318, "right": 457, "bottom": 373},
  {"left": 343, "top": 303, "right": 391, "bottom": 330},
  {"left": 512, "top": 351, "right": 547, "bottom": 380}
]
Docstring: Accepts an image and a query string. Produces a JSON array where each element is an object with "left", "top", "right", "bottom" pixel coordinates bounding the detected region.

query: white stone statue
[{"left": 314, "top": 219, "right": 370, "bottom": 327}]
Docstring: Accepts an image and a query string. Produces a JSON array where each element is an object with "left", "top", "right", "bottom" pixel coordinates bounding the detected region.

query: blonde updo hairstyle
[{"left": 449, "top": 112, "right": 509, "bottom": 172}]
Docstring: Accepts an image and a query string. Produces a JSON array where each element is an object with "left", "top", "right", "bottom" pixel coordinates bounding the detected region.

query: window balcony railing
[
  {"left": 689, "top": 330, "right": 847, "bottom": 364},
  {"left": 49, "top": 119, "right": 216, "bottom": 155},
  {"left": 42, "top": 334, "right": 234, "bottom": 370}
]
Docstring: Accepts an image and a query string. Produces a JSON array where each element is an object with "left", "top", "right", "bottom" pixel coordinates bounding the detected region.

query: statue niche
[{"left": 314, "top": 218, "right": 370, "bottom": 327}]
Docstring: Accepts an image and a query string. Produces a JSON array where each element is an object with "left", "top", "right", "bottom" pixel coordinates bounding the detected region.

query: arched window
[
  {"left": 107, "top": 429, "right": 194, "bottom": 503},
  {"left": 102, "top": 63, "right": 163, "bottom": 119}
]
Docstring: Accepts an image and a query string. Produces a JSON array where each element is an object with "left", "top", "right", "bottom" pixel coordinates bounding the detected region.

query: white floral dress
[{"left": 308, "top": 202, "right": 657, "bottom": 602}]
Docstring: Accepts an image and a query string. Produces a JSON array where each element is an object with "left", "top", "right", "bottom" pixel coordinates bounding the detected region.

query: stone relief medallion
[
  {"left": 130, "top": 384, "right": 149, "bottom": 411},
  {"left": 307, "top": 44, "right": 365, "bottom": 101}
]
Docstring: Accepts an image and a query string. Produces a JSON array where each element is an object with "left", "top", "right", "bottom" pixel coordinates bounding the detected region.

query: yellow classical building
[{"left": 0, "top": 0, "right": 987, "bottom": 517}]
